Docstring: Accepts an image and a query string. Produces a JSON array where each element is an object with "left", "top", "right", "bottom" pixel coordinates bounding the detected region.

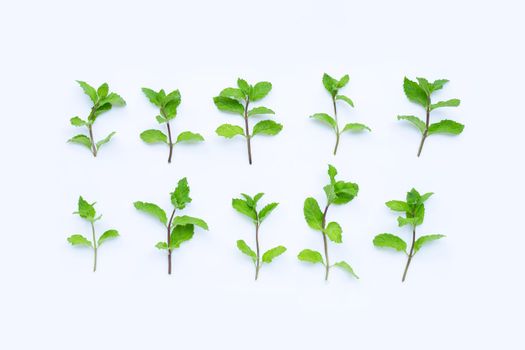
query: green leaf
[
  {"left": 220, "top": 87, "right": 245, "bottom": 100},
  {"left": 156, "top": 115, "right": 167, "bottom": 124},
  {"left": 236, "top": 240, "right": 256, "bottom": 262},
  {"left": 262, "top": 246, "right": 286, "bottom": 263},
  {"left": 414, "top": 234, "right": 446, "bottom": 253},
  {"left": 133, "top": 201, "right": 167, "bottom": 226},
  {"left": 420, "top": 192, "right": 434, "bottom": 202},
  {"left": 250, "top": 82, "right": 272, "bottom": 101},
  {"left": 101, "top": 92, "right": 126, "bottom": 107},
  {"left": 67, "top": 234, "right": 92, "bottom": 247},
  {"left": 303, "top": 197, "right": 323, "bottom": 231},
  {"left": 155, "top": 242, "right": 168, "bottom": 250},
  {"left": 431, "top": 79, "right": 449, "bottom": 92},
  {"left": 97, "top": 83, "right": 108, "bottom": 99},
  {"left": 232, "top": 198, "right": 257, "bottom": 221},
  {"left": 322, "top": 73, "right": 338, "bottom": 96},
  {"left": 341, "top": 123, "right": 371, "bottom": 133},
  {"left": 68, "top": 134, "right": 92, "bottom": 149},
  {"left": 258, "top": 202, "right": 278, "bottom": 223},
  {"left": 241, "top": 193, "right": 256, "bottom": 208},
  {"left": 248, "top": 106, "right": 275, "bottom": 117},
  {"left": 324, "top": 222, "right": 342, "bottom": 243},
  {"left": 237, "top": 79, "right": 251, "bottom": 97},
  {"left": 403, "top": 77, "right": 428, "bottom": 107},
  {"left": 385, "top": 200, "right": 409, "bottom": 212},
  {"left": 171, "top": 177, "right": 192, "bottom": 210},
  {"left": 406, "top": 188, "right": 421, "bottom": 205},
  {"left": 427, "top": 119, "right": 464, "bottom": 135},
  {"left": 430, "top": 99, "right": 460, "bottom": 111},
  {"left": 98, "top": 229, "right": 119, "bottom": 246},
  {"left": 332, "top": 181, "right": 359, "bottom": 205},
  {"left": 334, "top": 261, "right": 359, "bottom": 279},
  {"left": 297, "top": 249, "right": 324, "bottom": 264},
  {"left": 337, "top": 75, "right": 350, "bottom": 88},
  {"left": 140, "top": 129, "right": 168, "bottom": 144},
  {"left": 176, "top": 131, "right": 204, "bottom": 143},
  {"left": 165, "top": 90, "right": 181, "bottom": 107},
  {"left": 91, "top": 103, "right": 112, "bottom": 120},
  {"left": 397, "top": 115, "right": 426, "bottom": 133},
  {"left": 336, "top": 95, "right": 354, "bottom": 107},
  {"left": 142, "top": 87, "right": 160, "bottom": 106},
  {"left": 96, "top": 132, "right": 116, "bottom": 149},
  {"left": 252, "top": 120, "right": 283, "bottom": 136},
  {"left": 216, "top": 124, "right": 245, "bottom": 138},
  {"left": 253, "top": 193, "right": 264, "bottom": 203},
  {"left": 213, "top": 96, "right": 244, "bottom": 116},
  {"left": 163, "top": 99, "right": 179, "bottom": 119},
  {"left": 310, "top": 113, "right": 336, "bottom": 130},
  {"left": 170, "top": 224, "right": 195, "bottom": 249},
  {"left": 172, "top": 215, "right": 208, "bottom": 230},
  {"left": 76, "top": 80, "right": 97, "bottom": 103},
  {"left": 327, "top": 164, "right": 337, "bottom": 183},
  {"left": 397, "top": 216, "right": 420, "bottom": 227},
  {"left": 373, "top": 233, "right": 407, "bottom": 253},
  {"left": 416, "top": 77, "right": 432, "bottom": 94},
  {"left": 76, "top": 196, "right": 96, "bottom": 221},
  {"left": 70, "top": 116, "right": 86, "bottom": 127}
]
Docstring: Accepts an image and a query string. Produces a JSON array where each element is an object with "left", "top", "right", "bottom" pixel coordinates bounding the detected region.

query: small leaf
[
  {"left": 262, "top": 246, "right": 287, "bottom": 263},
  {"left": 76, "top": 80, "right": 97, "bottom": 103},
  {"left": 101, "top": 93, "right": 126, "bottom": 107},
  {"left": 97, "top": 83, "right": 108, "bottom": 99},
  {"left": 213, "top": 96, "right": 244, "bottom": 116},
  {"left": 76, "top": 196, "right": 96, "bottom": 221},
  {"left": 414, "top": 234, "right": 445, "bottom": 253},
  {"left": 170, "top": 224, "right": 195, "bottom": 248},
  {"left": 250, "top": 81, "right": 272, "bottom": 101},
  {"left": 142, "top": 87, "right": 161, "bottom": 107},
  {"left": 332, "top": 181, "right": 359, "bottom": 205},
  {"left": 420, "top": 192, "right": 434, "bottom": 202},
  {"left": 163, "top": 99, "right": 178, "bottom": 119},
  {"left": 232, "top": 198, "right": 257, "bottom": 221},
  {"left": 252, "top": 120, "right": 283, "bottom": 136},
  {"left": 133, "top": 201, "right": 167, "bottom": 226},
  {"left": 328, "top": 164, "right": 337, "bottom": 183},
  {"left": 385, "top": 200, "right": 409, "bottom": 212},
  {"left": 67, "top": 234, "right": 92, "bottom": 247},
  {"left": 337, "top": 75, "right": 350, "bottom": 88},
  {"left": 324, "top": 222, "right": 342, "bottom": 243},
  {"left": 303, "top": 197, "right": 324, "bottom": 231},
  {"left": 155, "top": 242, "right": 168, "bottom": 250},
  {"left": 310, "top": 113, "right": 336, "bottom": 130},
  {"left": 70, "top": 117, "right": 86, "bottom": 127},
  {"left": 140, "top": 129, "right": 168, "bottom": 144},
  {"left": 373, "top": 233, "right": 407, "bottom": 253},
  {"left": 220, "top": 87, "right": 245, "bottom": 100},
  {"left": 397, "top": 216, "right": 420, "bottom": 227},
  {"left": 236, "top": 240, "right": 256, "bottom": 262},
  {"left": 172, "top": 215, "right": 209, "bottom": 230},
  {"left": 171, "top": 178, "right": 192, "bottom": 210},
  {"left": 98, "top": 229, "right": 119, "bottom": 246},
  {"left": 336, "top": 95, "right": 354, "bottom": 107},
  {"left": 297, "top": 249, "right": 324, "bottom": 264},
  {"left": 334, "top": 261, "right": 359, "bottom": 279},
  {"left": 398, "top": 115, "right": 426, "bottom": 133},
  {"left": 430, "top": 99, "right": 460, "bottom": 111},
  {"left": 96, "top": 132, "right": 116, "bottom": 149},
  {"left": 156, "top": 115, "right": 167, "bottom": 124},
  {"left": 427, "top": 119, "right": 464, "bottom": 135},
  {"left": 237, "top": 79, "right": 251, "bottom": 97},
  {"left": 216, "top": 124, "right": 245, "bottom": 138},
  {"left": 248, "top": 106, "right": 275, "bottom": 117},
  {"left": 341, "top": 123, "right": 371, "bottom": 133},
  {"left": 403, "top": 77, "right": 428, "bottom": 107},
  {"left": 322, "top": 73, "right": 338, "bottom": 96},
  {"left": 68, "top": 134, "right": 92, "bottom": 149},
  {"left": 253, "top": 193, "right": 264, "bottom": 203},
  {"left": 176, "top": 131, "right": 204, "bottom": 143},
  {"left": 431, "top": 79, "right": 449, "bottom": 92},
  {"left": 258, "top": 202, "right": 278, "bottom": 223}
]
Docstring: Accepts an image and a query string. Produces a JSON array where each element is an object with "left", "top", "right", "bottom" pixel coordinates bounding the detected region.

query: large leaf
[
  {"left": 373, "top": 233, "right": 407, "bottom": 253},
  {"left": 297, "top": 249, "right": 324, "bottom": 264},
  {"left": 216, "top": 124, "right": 245, "bottom": 138},
  {"left": 324, "top": 222, "right": 342, "bottom": 243},
  {"left": 76, "top": 80, "right": 97, "bottom": 103},
  {"left": 258, "top": 202, "right": 278, "bottom": 222},
  {"left": 335, "top": 95, "right": 354, "bottom": 107},
  {"left": 142, "top": 87, "right": 161, "bottom": 107},
  {"left": 176, "top": 131, "right": 204, "bottom": 143},
  {"left": 67, "top": 234, "right": 92, "bottom": 247},
  {"left": 170, "top": 224, "right": 195, "bottom": 249},
  {"left": 250, "top": 82, "right": 272, "bottom": 101},
  {"left": 398, "top": 115, "right": 426, "bottom": 133},
  {"left": 303, "top": 197, "right": 324, "bottom": 231},
  {"left": 140, "top": 129, "right": 168, "bottom": 144},
  {"left": 310, "top": 113, "right": 336, "bottom": 130},
  {"left": 427, "top": 119, "right": 464, "bottom": 135},
  {"left": 219, "top": 87, "right": 244, "bottom": 100},
  {"left": 322, "top": 73, "right": 338, "bottom": 95},
  {"left": 133, "top": 201, "right": 167, "bottom": 226},
  {"left": 341, "top": 123, "right": 371, "bottom": 133},
  {"left": 213, "top": 96, "right": 244, "bottom": 116},
  {"left": 414, "top": 234, "right": 445, "bottom": 253},
  {"left": 68, "top": 134, "right": 92, "bottom": 149},
  {"left": 236, "top": 240, "right": 256, "bottom": 262},
  {"left": 98, "top": 229, "right": 119, "bottom": 246},
  {"left": 403, "top": 77, "right": 428, "bottom": 107},
  {"left": 232, "top": 198, "right": 257, "bottom": 221},
  {"left": 332, "top": 181, "right": 359, "bottom": 205},
  {"left": 252, "top": 120, "right": 282, "bottom": 136},
  {"left": 430, "top": 99, "right": 460, "bottom": 111},
  {"left": 385, "top": 200, "right": 409, "bottom": 212},
  {"left": 248, "top": 106, "right": 274, "bottom": 117},
  {"left": 172, "top": 215, "right": 209, "bottom": 230},
  {"left": 262, "top": 246, "right": 286, "bottom": 263}
]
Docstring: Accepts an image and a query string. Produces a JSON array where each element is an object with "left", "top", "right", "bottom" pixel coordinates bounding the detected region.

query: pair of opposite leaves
[
  {"left": 68, "top": 75, "right": 463, "bottom": 161},
  {"left": 68, "top": 166, "right": 444, "bottom": 282}
]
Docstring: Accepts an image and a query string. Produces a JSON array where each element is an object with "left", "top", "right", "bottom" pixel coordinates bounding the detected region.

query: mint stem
[
  {"left": 88, "top": 125, "right": 97, "bottom": 157},
  {"left": 254, "top": 222, "right": 261, "bottom": 280},
  {"left": 166, "top": 121, "right": 174, "bottom": 163},
  {"left": 90, "top": 221, "right": 97, "bottom": 272},
  {"left": 166, "top": 208, "right": 176, "bottom": 274},
  {"left": 402, "top": 225, "right": 416, "bottom": 282},
  {"left": 243, "top": 99, "right": 253, "bottom": 165},
  {"left": 321, "top": 203, "right": 331, "bottom": 280},
  {"left": 332, "top": 96, "right": 340, "bottom": 155},
  {"left": 417, "top": 105, "right": 430, "bottom": 157}
]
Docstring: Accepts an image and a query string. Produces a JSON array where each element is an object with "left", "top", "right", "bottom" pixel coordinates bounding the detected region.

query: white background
[{"left": 1, "top": 0, "right": 524, "bottom": 349}]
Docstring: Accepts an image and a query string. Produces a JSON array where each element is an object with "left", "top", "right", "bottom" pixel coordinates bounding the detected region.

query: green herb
[
  {"left": 133, "top": 178, "right": 208, "bottom": 274},
  {"left": 373, "top": 188, "right": 445, "bottom": 282},
  {"left": 310, "top": 73, "right": 371, "bottom": 155},
  {"left": 399, "top": 77, "right": 464, "bottom": 156},
  {"left": 232, "top": 193, "right": 286, "bottom": 280},
  {"left": 67, "top": 196, "right": 119, "bottom": 271},
  {"left": 298, "top": 165, "right": 359, "bottom": 281},
  {"left": 141, "top": 88, "right": 204, "bottom": 163},
  {"left": 213, "top": 78, "right": 283, "bottom": 164},
  {"left": 69, "top": 81, "right": 126, "bottom": 157}
]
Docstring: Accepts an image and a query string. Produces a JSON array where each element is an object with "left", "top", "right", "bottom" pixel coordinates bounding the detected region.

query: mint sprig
[
  {"left": 133, "top": 178, "right": 208, "bottom": 275},
  {"left": 141, "top": 88, "right": 204, "bottom": 163},
  {"left": 310, "top": 73, "right": 371, "bottom": 155},
  {"left": 298, "top": 165, "right": 359, "bottom": 281},
  {"left": 373, "top": 188, "right": 445, "bottom": 282},
  {"left": 399, "top": 77, "right": 464, "bottom": 156},
  {"left": 67, "top": 196, "right": 119, "bottom": 271},
  {"left": 213, "top": 78, "right": 283, "bottom": 164},
  {"left": 69, "top": 81, "right": 126, "bottom": 157},
  {"left": 232, "top": 193, "right": 286, "bottom": 280}
]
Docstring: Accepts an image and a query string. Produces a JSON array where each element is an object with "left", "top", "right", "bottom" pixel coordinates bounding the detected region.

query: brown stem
[
  {"left": 332, "top": 96, "right": 340, "bottom": 155},
  {"left": 244, "top": 99, "right": 253, "bottom": 164},
  {"left": 255, "top": 223, "right": 261, "bottom": 280},
  {"left": 402, "top": 225, "right": 416, "bottom": 282},
  {"left": 166, "top": 121, "right": 174, "bottom": 163},
  {"left": 166, "top": 208, "right": 176, "bottom": 275},
  {"left": 321, "top": 203, "right": 331, "bottom": 280},
  {"left": 417, "top": 105, "right": 431, "bottom": 157}
]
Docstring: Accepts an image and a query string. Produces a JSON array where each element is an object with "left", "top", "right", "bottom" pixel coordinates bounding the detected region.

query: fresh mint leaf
[
  {"left": 303, "top": 197, "right": 323, "bottom": 231},
  {"left": 172, "top": 215, "right": 208, "bottom": 230},
  {"left": 252, "top": 120, "right": 283, "bottom": 136},
  {"left": 155, "top": 242, "right": 168, "bottom": 250},
  {"left": 133, "top": 201, "right": 167, "bottom": 226},
  {"left": 216, "top": 124, "right": 245, "bottom": 138},
  {"left": 220, "top": 87, "right": 244, "bottom": 100},
  {"left": 341, "top": 123, "right": 371, "bottom": 133},
  {"left": 414, "top": 234, "right": 445, "bottom": 253},
  {"left": 298, "top": 249, "right": 324, "bottom": 264},
  {"left": 428, "top": 119, "right": 465, "bottom": 135},
  {"left": 98, "top": 229, "right": 119, "bottom": 246},
  {"left": 70, "top": 116, "right": 86, "bottom": 127},
  {"left": 248, "top": 106, "right": 274, "bottom": 117},
  {"left": 76, "top": 196, "right": 96, "bottom": 221},
  {"left": 403, "top": 77, "right": 428, "bottom": 107},
  {"left": 237, "top": 78, "right": 251, "bottom": 97},
  {"left": 176, "top": 131, "right": 204, "bottom": 143},
  {"left": 170, "top": 178, "right": 192, "bottom": 210},
  {"left": 213, "top": 96, "right": 244, "bottom": 115},
  {"left": 170, "top": 224, "right": 195, "bottom": 249},
  {"left": 232, "top": 198, "right": 257, "bottom": 221},
  {"left": 324, "top": 222, "right": 342, "bottom": 243},
  {"left": 96, "top": 132, "right": 116, "bottom": 149},
  {"left": 397, "top": 115, "right": 426, "bottom": 133},
  {"left": 386, "top": 200, "right": 410, "bottom": 212},
  {"left": 76, "top": 80, "right": 97, "bottom": 103},
  {"left": 140, "top": 129, "right": 168, "bottom": 144},
  {"left": 250, "top": 82, "right": 272, "bottom": 101},
  {"left": 322, "top": 73, "right": 338, "bottom": 96},
  {"left": 237, "top": 240, "right": 256, "bottom": 263},
  {"left": 430, "top": 99, "right": 460, "bottom": 111},
  {"left": 262, "top": 246, "right": 286, "bottom": 263},
  {"left": 258, "top": 202, "right": 278, "bottom": 222},
  {"left": 310, "top": 113, "right": 337, "bottom": 130},
  {"left": 68, "top": 134, "right": 92, "bottom": 149},
  {"left": 67, "top": 234, "right": 92, "bottom": 247},
  {"left": 142, "top": 87, "right": 161, "bottom": 107},
  {"left": 334, "top": 261, "right": 359, "bottom": 279},
  {"left": 373, "top": 233, "right": 407, "bottom": 252},
  {"left": 335, "top": 95, "right": 354, "bottom": 107}
]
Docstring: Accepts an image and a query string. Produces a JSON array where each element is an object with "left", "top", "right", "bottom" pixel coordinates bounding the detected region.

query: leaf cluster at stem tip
[
  {"left": 310, "top": 73, "right": 371, "bottom": 155},
  {"left": 399, "top": 77, "right": 464, "bottom": 156},
  {"left": 140, "top": 87, "right": 204, "bottom": 163},
  {"left": 69, "top": 81, "right": 126, "bottom": 157},
  {"left": 298, "top": 164, "right": 359, "bottom": 280}
]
